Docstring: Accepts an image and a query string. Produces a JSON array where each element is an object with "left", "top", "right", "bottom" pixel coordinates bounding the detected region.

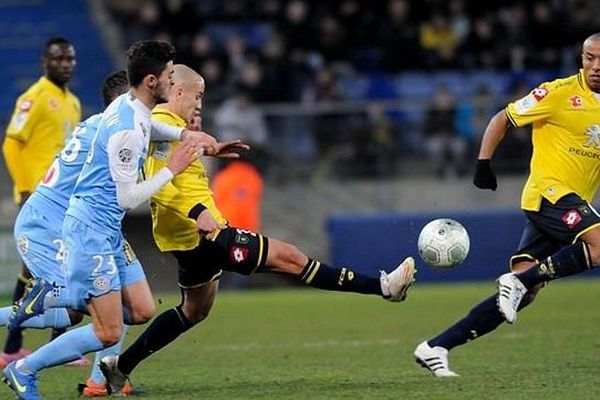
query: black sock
[
  {"left": 49, "top": 328, "right": 67, "bottom": 341},
  {"left": 118, "top": 307, "right": 194, "bottom": 375},
  {"left": 517, "top": 242, "right": 592, "bottom": 289},
  {"left": 4, "top": 278, "right": 28, "bottom": 353},
  {"left": 299, "top": 259, "right": 381, "bottom": 295},
  {"left": 429, "top": 294, "right": 505, "bottom": 350}
]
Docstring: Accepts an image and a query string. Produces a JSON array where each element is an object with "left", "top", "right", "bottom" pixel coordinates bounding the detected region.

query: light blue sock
[
  {"left": 43, "top": 285, "right": 70, "bottom": 308},
  {"left": 22, "top": 324, "right": 104, "bottom": 373},
  {"left": 89, "top": 325, "right": 129, "bottom": 384},
  {"left": 21, "top": 308, "right": 71, "bottom": 329},
  {"left": 0, "top": 306, "right": 12, "bottom": 325},
  {"left": 0, "top": 306, "right": 71, "bottom": 329}
]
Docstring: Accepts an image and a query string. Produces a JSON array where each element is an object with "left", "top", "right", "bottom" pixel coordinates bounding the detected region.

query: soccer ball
[{"left": 417, "top": 218, "right": 470, "bottom": 269}]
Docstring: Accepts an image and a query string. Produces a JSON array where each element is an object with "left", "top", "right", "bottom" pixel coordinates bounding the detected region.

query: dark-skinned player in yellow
[{"left": 415, "top": 33, "right": 600, "bottom": 377}]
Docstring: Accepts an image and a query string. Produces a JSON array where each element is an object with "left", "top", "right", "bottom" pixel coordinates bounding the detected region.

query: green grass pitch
[{"left": 1, "top": 279, "right": 599, "bottom": 399}]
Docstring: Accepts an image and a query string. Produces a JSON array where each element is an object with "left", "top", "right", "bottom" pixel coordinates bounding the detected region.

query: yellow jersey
[
  {"left": 5, "top": 76, "right": 81, "bottom": 202},
  {"left": 506, "top": 70, "right": 600, "bottom": 211},
  {"left": 146, "top": 107, "right": 226, "bottom": 252}
]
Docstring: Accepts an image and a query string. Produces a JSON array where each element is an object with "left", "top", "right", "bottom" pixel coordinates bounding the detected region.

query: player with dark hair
[
  {"left": 1, "top": 40, "right": 219, "bottom": 399},
  {"left": 99, "top": 64, "right": 416, "bottom": 395},
  {"left": 1, "top": 36, "right": 81, "bottom": 368},
  {"left": 415, "top": 32, "right": 600, "bottom": 377}
]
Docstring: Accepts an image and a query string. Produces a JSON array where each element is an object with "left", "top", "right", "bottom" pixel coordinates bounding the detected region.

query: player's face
[
  {"left": 181, "top": 80, "right": 204, "bottom": 123},
  {"left": 582, "top": 40, "right": 600, "bottom": 92},
  {"left": 153, "top": 61, "right": 174, "bottom": 103},
  {"left": 44, "top": 44, "right": 76, "bottom": 86}
]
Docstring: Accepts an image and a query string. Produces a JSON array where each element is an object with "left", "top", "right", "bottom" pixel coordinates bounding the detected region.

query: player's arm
[
  {"left": 150, "top": 120, "right": 219, "bottom": 153},
  {"left": 2, "top": 138, "right": 31, "bottom": 203},
  {"left": 3, "top": 96, "right": 41, "bottom": 203},
  {"left": 108, "top": 130, "right": 198, "bottom": 210},
  {"left": 474, "top": 85, "right": 554, "bottom": 190}
]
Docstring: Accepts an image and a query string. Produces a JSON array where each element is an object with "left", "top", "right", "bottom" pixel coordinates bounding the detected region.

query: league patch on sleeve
[
  {"left": 116, "top": 147, "right": 137, "bottom": 172},
  {"left": 513, "top": 87, "right": 549, "bottom": 115},
  {"left": 20, "top": 100, "right": 33, "bottom": 111}
]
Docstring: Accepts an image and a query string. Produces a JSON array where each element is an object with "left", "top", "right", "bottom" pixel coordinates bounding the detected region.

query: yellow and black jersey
[
  {"left": 506, "top": 69, "right": 600, "bottom": 211},
  {"left": 146, "top": 107, "right": 226, "bottom": 252},
  {"left": 5, "top": 76, "right": 81, "bottom": 202}
]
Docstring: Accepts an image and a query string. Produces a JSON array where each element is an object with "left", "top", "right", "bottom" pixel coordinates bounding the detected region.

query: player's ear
[{"left": 145, "top": 74, "right": 158, "bottom": 89}]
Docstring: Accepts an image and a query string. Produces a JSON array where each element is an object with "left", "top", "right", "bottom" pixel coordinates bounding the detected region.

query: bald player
[
  {"left": 99, "top": 64, "right": 415, "bottom": 395},
  {"left": 415, "top": 32, "right": 600, "bottom": 377}
]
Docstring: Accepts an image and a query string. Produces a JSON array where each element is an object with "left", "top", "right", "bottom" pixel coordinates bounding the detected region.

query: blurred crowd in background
[{"left": 98, "top": 0, "right": 599, "bottom": 180}]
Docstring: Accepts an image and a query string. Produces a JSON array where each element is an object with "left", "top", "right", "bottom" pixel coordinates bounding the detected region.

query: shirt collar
[
  {"left": 152, "top": 106, "right": 186, "bottom": 127},
  {"left": 577, "top": 69, "right": 593, "bottom": 95},
  {"left": 39, "top": 76, "right": 69, "bottom": 97},
  {"left": 126, "top": 91, "right": 152, "bottom": 117}
]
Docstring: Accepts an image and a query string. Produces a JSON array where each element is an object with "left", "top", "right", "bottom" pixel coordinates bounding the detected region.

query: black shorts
[
  {"left": 171, "top": 227, "right": 269, "bottom": 288},
  {"left": 510, "top": 194, "right": 600, "bottom": 268}
]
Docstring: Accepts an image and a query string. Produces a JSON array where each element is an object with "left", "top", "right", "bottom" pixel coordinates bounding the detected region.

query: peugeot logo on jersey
[{"left": 583, "top": 124, "right": 600, "bottom": 149}]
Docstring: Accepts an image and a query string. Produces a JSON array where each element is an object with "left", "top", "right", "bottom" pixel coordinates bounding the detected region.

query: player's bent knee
[
  {"left": 95, "top": 326, "right": 123, "bottom": 347},
  {"left": 128, "top": 304, "right": 156, "bottom": 325}
]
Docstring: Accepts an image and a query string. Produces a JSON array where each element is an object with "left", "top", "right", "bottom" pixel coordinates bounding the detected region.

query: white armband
[
  {"left": 115, "top": 167, "right": 174, "bottom": 210},
  {"left": 150, "top": 121, "right": 184, "bottom": 141}
]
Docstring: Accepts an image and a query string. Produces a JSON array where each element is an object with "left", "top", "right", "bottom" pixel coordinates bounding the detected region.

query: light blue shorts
[
  {"left": 14, "top": 203, "right": 67, "bottom": 285},
  {"left": 62, "top": 215, "right": 146, "bottom": 310}
]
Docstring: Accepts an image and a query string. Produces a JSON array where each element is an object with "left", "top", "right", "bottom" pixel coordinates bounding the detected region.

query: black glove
[{"left": 473, "top": 159, "right": 497, "bottom": 191}]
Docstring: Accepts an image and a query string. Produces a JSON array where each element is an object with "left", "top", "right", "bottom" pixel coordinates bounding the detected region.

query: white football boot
[
  {"left": 414, "top": 341, "right": 459, "bottom": 377},
  {"left": 497, "top": 272, "right": 527, "bottom": 324},
  {"left": 380, "top": 257, "right": 416, "bottom": 302}
]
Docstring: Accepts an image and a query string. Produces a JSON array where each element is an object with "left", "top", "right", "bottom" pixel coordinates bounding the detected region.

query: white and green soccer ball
[{"left": 417, "top": 218, "right": 470, "bottom": 269}]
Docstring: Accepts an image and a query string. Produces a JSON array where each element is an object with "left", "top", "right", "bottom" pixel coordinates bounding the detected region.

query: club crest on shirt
[
  {"left": 569, "top": 95, "right": 583, "bottom": 108},
  {"left": 583, "top": 124, "right": 600, "bottom": 149}
]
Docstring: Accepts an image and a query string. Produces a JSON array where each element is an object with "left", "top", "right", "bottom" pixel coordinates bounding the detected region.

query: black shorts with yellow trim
[
  {"left": 171, "top": 227, "right": 269, "bottom": 289},
  {"left": 510, "top": 194, "right": 600, "bottom": 269}
]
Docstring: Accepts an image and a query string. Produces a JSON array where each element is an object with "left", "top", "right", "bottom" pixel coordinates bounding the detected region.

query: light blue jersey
[
  {"left": 67, "top": 93, "right": 151, "bottom": 233},
  {"left": 15, "top": 114, "right": 101, "bottom": 284},
  {"left": 14, "top": 108, "right": 145, "bottom": 289},
  {"left": 63, "top": 93, "right": 151, "bottom": 305}
]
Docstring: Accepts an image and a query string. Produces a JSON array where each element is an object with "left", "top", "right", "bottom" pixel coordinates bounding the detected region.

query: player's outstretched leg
[
  {"left": 264, "top": 237, "right": 416, "bottom": 301},
  {"left": 497, "top": 241, "right": 593, "bottom": 323}
]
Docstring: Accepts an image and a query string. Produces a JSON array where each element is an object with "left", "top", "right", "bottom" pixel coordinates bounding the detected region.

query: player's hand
[
  {"left": 166, "top": 140, "right": 200, "bottom": 175},
  {"left": 18, "top": 191, "right": 31, "bottom": 207},
  {"left": 205, "top": 140, "right": 250, "bottom": 159},
  {"left": 473, "top": 159, "right": 497, "bottom": 191},
  {"left": 181, "top": 129, "right": 218, "bottom": 154},
  {"left": 196, "top": 209, "right": 219, "bottom": 235}
]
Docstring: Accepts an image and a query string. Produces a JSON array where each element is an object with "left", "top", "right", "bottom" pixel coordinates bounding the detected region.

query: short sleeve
[
  {"left": 107, "top": 130, "right": 145, "bottom": 183},
  {"left": 506, "top": 86, "right": 556, "bottom": 127},
  {"left": 6, "top": 96, "right": 41, "bottom": 142}
]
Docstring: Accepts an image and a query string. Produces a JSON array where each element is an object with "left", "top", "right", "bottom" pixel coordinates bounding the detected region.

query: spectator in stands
[
  {"left": 214, "top": 86, "right": 269, "bottom": 169},
  {"left": 420, "top": 12, "right": 460, "bottom": 69},
  {"left": 423, "top": 86, "right": 466, "bottom": 178}
]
